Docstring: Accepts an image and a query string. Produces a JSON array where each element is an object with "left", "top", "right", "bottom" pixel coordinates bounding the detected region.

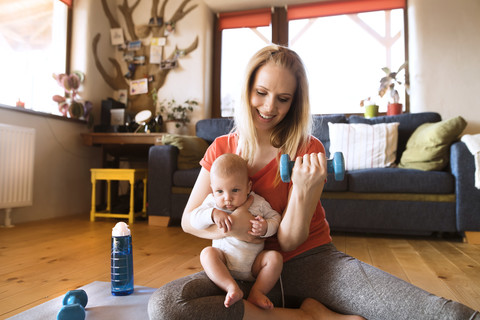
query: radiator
[{"left": 0, "top": 124, "right": 35, "bottom": 227}]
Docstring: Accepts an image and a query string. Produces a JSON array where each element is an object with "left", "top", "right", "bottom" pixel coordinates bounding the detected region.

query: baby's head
[{"left": 210, "top": 153, "right": 252, "bottom": 211}]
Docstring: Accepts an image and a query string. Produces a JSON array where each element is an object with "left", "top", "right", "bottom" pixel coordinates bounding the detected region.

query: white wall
[
  {"left": 408, "top": 0, "right": 480, "bottom": 134},
  {"left": 0, "top": 107, "right": 102, "bottom": 225},
  {"left": 71, "top": 0, "right": 116, "bottom": 125}
]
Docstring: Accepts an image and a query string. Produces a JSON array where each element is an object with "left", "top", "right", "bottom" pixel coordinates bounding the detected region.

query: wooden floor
[{"left": 1, "top": 215, "right": 479, "bottom": 318}]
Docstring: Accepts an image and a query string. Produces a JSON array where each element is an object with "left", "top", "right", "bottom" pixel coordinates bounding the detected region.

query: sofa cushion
[
  {"left": 348, "top": 167, "right": 455, "bottom": 194},
  {"left": 312, "top": 114, "right": 348, "bottom": 156},
  {"left": 348, "top": 112, "right": 442, "bottom": 163},
  {"left": 173, "top": 167, "right": 201, "bottom": 187},
  {"left": 324, "top": 174, "right": 349, "bottom": 192},
  {"left": 162, "top": 134, "right": 209, "bottom": 170},
  {"left": 328, "top": 122, "right": 399, "bottom": 171},
  {"left": 196, "top": 118, "right": 235, "bottom": 144},
  {"left": 399, "top": 116, "right": 467, "bottom": 171}
]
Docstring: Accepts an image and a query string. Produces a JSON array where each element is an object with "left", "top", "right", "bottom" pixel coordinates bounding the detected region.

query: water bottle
[{"left": 111, "top": 222, "right": 134, "bottom": 296}]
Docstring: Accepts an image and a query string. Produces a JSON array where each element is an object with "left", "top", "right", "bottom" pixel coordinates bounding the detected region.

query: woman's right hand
[{"left": 228, "top": 196, "right": 264, "bottom": 244}]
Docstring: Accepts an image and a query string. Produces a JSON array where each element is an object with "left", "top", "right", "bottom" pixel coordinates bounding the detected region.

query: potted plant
[
  {"left": 52, "top": 71, "right": 93, "bottom": 125},
  {"left": 52, "top": 71, "right": 93, "bottom": 127},
  {"left": 360, "top": 97, "right": 379, "bottom": 118},
  {"left": 378, "top": 62, "right": 409, "bottom": 115},
  {"left": 160, "top": 98, "right": 198, "bottom": 134}
]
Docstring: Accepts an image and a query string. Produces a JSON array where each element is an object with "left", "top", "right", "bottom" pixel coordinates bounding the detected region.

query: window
[
  {"left": 0, "top": 0, "right": 71, "bottom": 114},
  {"left": 218, "top": 9, "right": 272, "bottom": 117},
  {"left": 288, "top": 1, "right": 406, "bottom": 114},
  {"left": 215, "top": 0, "right": 407, "bottom": 116}
]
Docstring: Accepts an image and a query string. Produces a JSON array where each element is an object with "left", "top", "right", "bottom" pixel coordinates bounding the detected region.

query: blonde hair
[
  {"left": 211, "top": 153, "right": 249, "bottom": 185},
  {"left": 234, "top": 44, "right": 312, "bottom": 166}
]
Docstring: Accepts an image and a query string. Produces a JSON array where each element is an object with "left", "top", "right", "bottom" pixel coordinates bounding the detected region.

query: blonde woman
[{"left": 148, "top": 45, "right": 479, "bottom": 320}]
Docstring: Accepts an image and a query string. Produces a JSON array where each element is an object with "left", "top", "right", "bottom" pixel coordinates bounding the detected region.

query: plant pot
[
  {"left": 165, "top": 121, "right": 187, "bottom": 135},
  {"left": 387, "top": 103, "right": 403, "bottom": 116},
  {"left": 364, "top": 105, "right": 379, "bottom": 119}
]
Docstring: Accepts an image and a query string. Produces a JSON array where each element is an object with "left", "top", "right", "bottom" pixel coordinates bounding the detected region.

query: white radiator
[{"left": 0, "top": 124, "right": 35, "bottom": 227}]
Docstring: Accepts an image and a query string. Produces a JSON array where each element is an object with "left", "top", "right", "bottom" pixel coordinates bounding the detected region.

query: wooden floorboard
[{"left": 1, "top": 215, "right": 479, "bottom": 318}]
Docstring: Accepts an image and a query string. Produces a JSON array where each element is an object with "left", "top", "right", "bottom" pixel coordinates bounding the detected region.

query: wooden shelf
[{"left": 81, "top": 132, "right": 164, "bottom": 146}]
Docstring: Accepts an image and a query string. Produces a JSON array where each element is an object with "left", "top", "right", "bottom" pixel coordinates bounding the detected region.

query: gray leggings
[{"left": 148, "top": 243, "right": 479, "bottom": 320}]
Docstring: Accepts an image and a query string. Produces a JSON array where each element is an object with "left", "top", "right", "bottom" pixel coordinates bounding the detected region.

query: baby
[{"left": 190, "top": 153, "right": 282, "bottom": 309}]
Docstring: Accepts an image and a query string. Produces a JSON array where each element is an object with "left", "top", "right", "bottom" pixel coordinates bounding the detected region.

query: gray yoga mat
[{"left": 8, "top": 281, "right": 156, "bottom": 320}]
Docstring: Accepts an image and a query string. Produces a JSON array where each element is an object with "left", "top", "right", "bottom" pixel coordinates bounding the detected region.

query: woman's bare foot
[
  {"left": 300, "top": 298, "right": 366, "bottom": 320},
  {"left": 247, "top": 288, "right": 274, "bottom": 309},
  {"left": 224, "top": 285, "right": 244, "bottom": 308}
]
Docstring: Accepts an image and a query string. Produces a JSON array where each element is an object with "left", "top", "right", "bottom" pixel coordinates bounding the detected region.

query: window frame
[{"left": 212, "top": 0, "right": 409, "bottom": 117}]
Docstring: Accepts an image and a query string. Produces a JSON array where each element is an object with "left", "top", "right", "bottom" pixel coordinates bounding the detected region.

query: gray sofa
[{"left": 147, "top": 112, "right": 480, "bottom": 238}]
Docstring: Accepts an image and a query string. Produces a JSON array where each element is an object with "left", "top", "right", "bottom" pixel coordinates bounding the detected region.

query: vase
[
  {"left": 165, "top": 121, "right": 187, "bottom": 135},
  {"left": 387, "top": 103, "right": 403, "bottom": 116},
  {"left": 364, "top": 105, "right": 379, "bottom": 119}
]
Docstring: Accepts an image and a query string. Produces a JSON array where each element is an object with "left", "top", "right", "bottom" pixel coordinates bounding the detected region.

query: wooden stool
[{"left": 90, "top": 168, "right": 147, "bottom": 224}]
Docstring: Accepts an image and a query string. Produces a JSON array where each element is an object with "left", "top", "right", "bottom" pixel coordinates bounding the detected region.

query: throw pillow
[
  {"left": 162, "top": 134, "right": 209, "bottom": 170},
  {"left": 399, "top": 116, "right": 467, "bottom": 171},
  {"left": 328, "top": 122, "right": 400, "bottom": 171}
]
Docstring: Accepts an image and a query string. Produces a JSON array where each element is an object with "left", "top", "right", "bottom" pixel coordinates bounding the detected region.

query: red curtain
[
  {"left": 288, "top": 0, "right": 405, "bottom": 20},
  {"left": 59, "top": 0, "right": 72, "bottom": 8},
  {"left": 218, "top": 8, "right": 271, "bottom": 30}
]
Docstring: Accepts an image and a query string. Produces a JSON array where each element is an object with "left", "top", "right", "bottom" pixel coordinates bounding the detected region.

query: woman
[{"left": 148, "top": 45, "right": 479, "bottom": 320}]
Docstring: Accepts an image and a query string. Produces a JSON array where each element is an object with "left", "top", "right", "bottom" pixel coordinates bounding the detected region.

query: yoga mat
[{"left": 7, "top": 281, "right": 156, "bottom": 320}]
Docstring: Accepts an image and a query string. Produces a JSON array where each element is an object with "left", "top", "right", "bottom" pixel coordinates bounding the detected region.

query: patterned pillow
[{"left": 328, "top": 122, "right": 400, "bottom": 171}]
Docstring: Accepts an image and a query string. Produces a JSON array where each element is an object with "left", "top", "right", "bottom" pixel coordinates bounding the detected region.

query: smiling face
[{"left": 249, "top": 62, "right": 297, "bottom": 134}]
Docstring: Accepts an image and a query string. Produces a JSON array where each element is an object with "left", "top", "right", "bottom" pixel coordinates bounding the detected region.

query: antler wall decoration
[{"left": 92, "top": 0, "right": 199, "bottom": 115}]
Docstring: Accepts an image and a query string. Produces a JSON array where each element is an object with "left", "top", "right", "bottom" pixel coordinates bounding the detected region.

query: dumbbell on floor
[
  {"left": 57, "top": 289, "right": 88, "bottom": 320},
  {"left": 280, "top": 152, "right": 345, "bottom": 183}
]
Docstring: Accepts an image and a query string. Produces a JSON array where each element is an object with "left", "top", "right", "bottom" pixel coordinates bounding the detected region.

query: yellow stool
[{"left": 90, "top": 168, "right": 147, "bottom": 224}]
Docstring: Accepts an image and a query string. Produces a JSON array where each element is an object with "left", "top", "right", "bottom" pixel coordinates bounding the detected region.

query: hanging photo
[
  {"left": 110, "top": 28, "right": 125, "bottom": 46},
  {"left": 130, "top": 78, "right": 149, "bottom": 95},
  {"left": 164, "top": 22, "right": 176, "bottom": 36},
  {"left": 150, "top": 38, "right": 164, "bottom": 64},
  {"left": 149, "top": 16, "right": 163, "bottom": 26},
  {"left": 123, "top": 51, "right": 134, "bottom": 62},
  {"left": 160, "top": 59, "right": 178, "bottom": 70},
  {"left": 128, "top": 40, "right": 142, "bottom": 51},
  {"left": 134, "top": 56, "right": 146, "bottom": 65}
]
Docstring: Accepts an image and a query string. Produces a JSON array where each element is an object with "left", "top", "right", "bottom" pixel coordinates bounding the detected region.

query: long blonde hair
[{"left": 234, "top": 44, "right": 312, "bottom": 166}]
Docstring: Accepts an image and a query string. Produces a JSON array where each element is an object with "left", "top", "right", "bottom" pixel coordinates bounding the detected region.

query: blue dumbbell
[
  {"left": 57, "top": 289, "right": 88, "bottom": 320},
  {"left": 280, "top": 152, "right": 345, "bottom": 183}
]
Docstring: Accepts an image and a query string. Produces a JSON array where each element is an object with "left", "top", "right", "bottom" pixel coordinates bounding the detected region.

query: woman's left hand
[
  {"left": 277, "top": 152, "right": 327, "bottom": 252},
  {"left": 228, "top": 196, "right": 264, "bottom": 244}
]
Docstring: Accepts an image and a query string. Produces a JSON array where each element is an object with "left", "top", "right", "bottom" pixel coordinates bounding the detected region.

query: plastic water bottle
[{"left": 111, "top": 222, "right": 134, "bottom": 296}]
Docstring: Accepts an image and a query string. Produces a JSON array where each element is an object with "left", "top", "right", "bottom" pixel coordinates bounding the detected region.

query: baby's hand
[
  {"left": 249, "top": 216, "right": 268, "bottom": 237},
  {"left": 212, "top": 209, "right": 232, "bottom": 233}
]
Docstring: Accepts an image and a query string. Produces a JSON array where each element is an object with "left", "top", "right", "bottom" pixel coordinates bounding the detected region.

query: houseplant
[
  {"left": 378, "top": 62, "right": 409, "bottom": 115},
  {"left": 360, "top": 97, "right": 379, "bottom": 119},
  {"left": 52, "top": 71, "right": 93, "bottom": 125},
  {"left": 159, "top": 98, "right": 198, "bottom": 134}
]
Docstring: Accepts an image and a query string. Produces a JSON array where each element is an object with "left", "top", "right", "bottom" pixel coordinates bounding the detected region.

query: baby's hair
[{"left": 211, "top": 153, "right": 249, "bottom": 182}]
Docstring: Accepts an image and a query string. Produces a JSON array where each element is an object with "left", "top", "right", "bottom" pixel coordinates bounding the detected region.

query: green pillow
[
  {"left": 399, "top": 116, "right": 467, "bottom": 171},
  {"left": 162, "top": 134, "right": 209, "bottom": 170}
]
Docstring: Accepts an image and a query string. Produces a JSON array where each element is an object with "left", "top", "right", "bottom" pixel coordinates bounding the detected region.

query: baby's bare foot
[
  {"left": 300, "top": 298, "right": 366, "bottom": 320},
  {"left": 224, "top": 286, "right": 243, "bottom": 308},
  {"left": 247, "top": 289, "right": 274, "bottom": 310}
]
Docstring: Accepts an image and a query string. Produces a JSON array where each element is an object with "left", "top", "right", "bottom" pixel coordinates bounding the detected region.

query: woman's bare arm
[
  {"left": 277, "top": 153, "right": 327, "bottom": 252},
  {"left": 181, "top": 168, "right": 223, "bottom": 239}
]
